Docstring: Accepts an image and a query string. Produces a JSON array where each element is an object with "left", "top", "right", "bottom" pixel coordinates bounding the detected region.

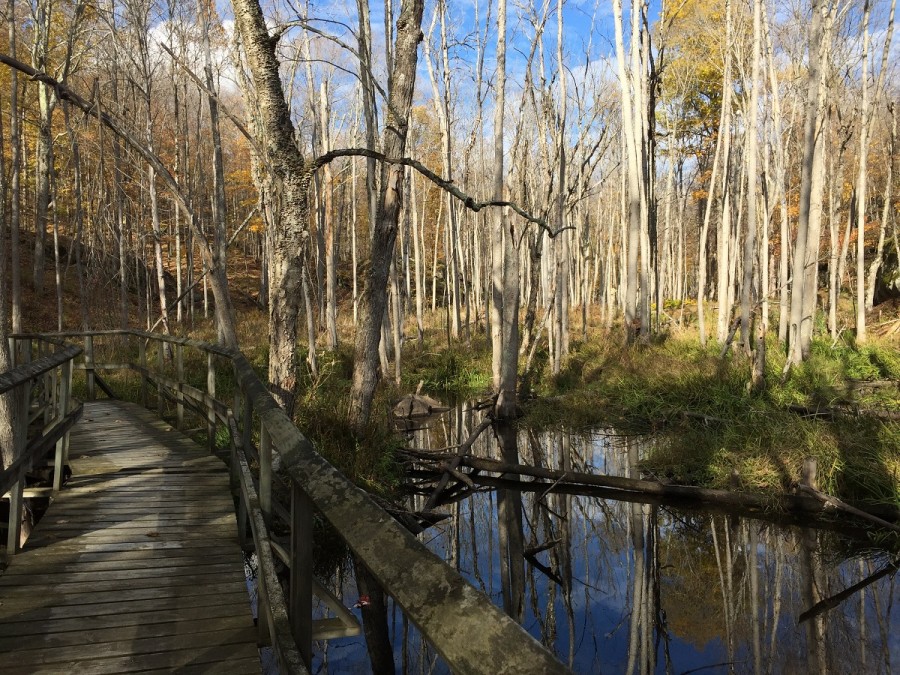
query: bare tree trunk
[
  {"left": 855, "top": 0, "right": 872, "bottom": 344},
  {"left": 319, "top": 82, "right": 338, "bottom": 350},
  {"left": 867, "top": 103, "right": 896, "bottom": 309},
  {"left": 786, "top": 0, "right": 833, "bottom": 368},
  {"left": 349, "top": 0, "right": 426, "bottom": 429},
  {"left": 232, "top": 0, "right": 313, "bottom": 413},
  {"left": 8, "top": 0, "right": 22, "bottom": 333},
  {"left": 411, "top": 168, "right": 425, "bottom": 343},
  {"left": 553, "top": 0, "right": 569, "bottom": 370},
  {"left": 745, "top": 0, "right": 764, "bottom": 389},
  {"left": 199, "top": 0, "right": 231, "bottom": 344},
  {"left": 762, "top": 2, "right": 790, "bottom": 344},
  {"left": 491, "top": 0, "right": 518, "bottom": 417},
  {"left": 697, "top": 4, "right": 731, "bottom": 346},
  {"left": 613, "top": 0, "right": 643, "bottom": 344},
  {"left": 31, "top": 0, "right": 54, "bottom": 296},
  {"left": 716, "top": 8, "right": 735, "bottom": 345}
]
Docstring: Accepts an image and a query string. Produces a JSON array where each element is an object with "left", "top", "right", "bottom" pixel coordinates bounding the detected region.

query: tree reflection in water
[{"left": 308, "top": 410, "right": 899, "bottom": 674}]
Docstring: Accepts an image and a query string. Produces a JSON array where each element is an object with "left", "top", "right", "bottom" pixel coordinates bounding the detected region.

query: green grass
[
  {"left": 67, "top": 314, "right": 898, "bottom": 508},
  {"left": 522, "top": 333, "right": 900, "bottom": 507}
]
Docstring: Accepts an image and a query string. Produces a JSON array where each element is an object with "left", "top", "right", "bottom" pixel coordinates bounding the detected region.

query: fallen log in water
[
  {"left": 422, "top": 418, "right": 493, "bottom": 511},
  {"left": 402, "top": 449, "right": 900, "bottom": 528},
  {"left": 796, "top": 484, "right": 900, "bottom": 534}
]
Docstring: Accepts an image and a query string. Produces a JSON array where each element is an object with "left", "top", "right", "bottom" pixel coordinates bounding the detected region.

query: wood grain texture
[{"left": 0, "top": 400, "right": 259, "bottom": 672}]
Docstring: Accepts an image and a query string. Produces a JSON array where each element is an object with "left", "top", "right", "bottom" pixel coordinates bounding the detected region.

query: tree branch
[
  {"left": 159, "top": 43, "right": 262, "bottom": 156},
  {"left": 307, "top": 148, "right": 573, "bottom": 238}
]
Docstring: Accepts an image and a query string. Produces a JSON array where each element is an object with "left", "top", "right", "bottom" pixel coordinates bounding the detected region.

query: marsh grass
[
  {"left": 524, "top": 332, "right": 899, "bottom": 506},
  {"left": 63, "top": 310, "right": 897, "bottom": 507}
]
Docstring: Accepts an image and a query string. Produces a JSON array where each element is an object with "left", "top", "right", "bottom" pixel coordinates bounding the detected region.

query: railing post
[
  {"left": 7, "top": 386, "right": 30, "bottom": 554},
  {"left": 6, "top": 473, "right": 23, "bottom": 554},
  {"left": 290, "top": 483, "right": 314, "bottom": 670},
  {"left": 139, "top": 339, "right": 148, "bottom": 408},
  {"left": 176, "top": 344, "right": 184, "bottom": 430},
  {"left": 53, "top": 359, "right": 72, "bottom": 493},
  {"left": 207, "top": 352, "right": 216, "bottom": 452},
  {"left": 85, "top": 335, "right": 95, "bottom": 401},
  {"left": 257, "top": 564, "right": 272, "bottom": 646},
  {"left": 22, "top": 338, "right": 32, "bottom": 366},
  {"left": 237, "top": 487, "right": 251, "bottom": 550},
  {"left": 242, "top": 392, "right": 253, "bottom": 463},
  {"left": 259, "top": 423, "right": 272, "bottom": 525},
  {"left": 46, "top": 342, "right": 57, "bottom": 426},
  {"left": 156, "top": 338, "right": 164, "bottom": 416}
]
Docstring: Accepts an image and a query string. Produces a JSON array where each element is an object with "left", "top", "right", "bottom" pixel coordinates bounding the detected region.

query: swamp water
[{"left": 299, "top": 408, "right": 899, "bottom": 674}]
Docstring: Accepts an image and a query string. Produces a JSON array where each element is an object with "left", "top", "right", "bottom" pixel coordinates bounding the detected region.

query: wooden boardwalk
[{"left": 0, "top": 400, "right": 260, "bottom": 674}]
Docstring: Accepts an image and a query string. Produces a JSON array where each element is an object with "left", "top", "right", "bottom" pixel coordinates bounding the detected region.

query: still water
[{"left": 305, "top": 408, "right": 899, "bottom": 674}]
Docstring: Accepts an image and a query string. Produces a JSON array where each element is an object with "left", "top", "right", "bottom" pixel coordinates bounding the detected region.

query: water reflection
[{"left": 310, "top": 409, "right": 899, "bottom": 674}]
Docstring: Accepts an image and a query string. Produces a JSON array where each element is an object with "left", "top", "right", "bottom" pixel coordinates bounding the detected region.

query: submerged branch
[
  {"left": 422, "top": 417, "right": 493, "bottom": 511},
  {"left": 798, "top": 559, "right": 899, "bottom": 624}
]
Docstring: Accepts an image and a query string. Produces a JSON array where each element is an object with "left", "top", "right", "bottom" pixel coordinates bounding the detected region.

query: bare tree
[{"left": 348, "top": 0, "right": 426, "bottom": 429}]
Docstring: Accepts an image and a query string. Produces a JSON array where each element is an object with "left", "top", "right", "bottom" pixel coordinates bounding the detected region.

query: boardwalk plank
[{"left": 0, "top": 400, "right": 259, "bottom": 672}]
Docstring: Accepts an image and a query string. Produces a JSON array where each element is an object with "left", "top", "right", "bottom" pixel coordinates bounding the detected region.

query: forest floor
[
  {"left": 8, "top": 231, "right": 900, "bottom": 510},
  {"left": 235, "top": 303, "right": 900, "bottom": 511}
]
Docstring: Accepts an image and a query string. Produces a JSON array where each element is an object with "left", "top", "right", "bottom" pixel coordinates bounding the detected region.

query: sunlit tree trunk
[
  {"left": 8, "top": 0, "right": 22, "bottom": 333},
  {"left": 553, "top": 0, "right": 569, "bottom": 370},
  {"left": 613, "top": 0, "right": 644, "bottom": 343},
  {"left": 199, "top": 0, "right": 233, "bottom": 344},
  {"left": 867, "top": 104, "right": 895, "bottom": 309},
  {"left": 697, "top": 1, "right": 731, "bottom": 347},
  {"left": 745, "top": 0, "right": 765, "bottom": 389},
  {"left": 786, "top": 0, "right": 834, "bottom": 368},
  {"left": 349, "top": 0, "right": 426, "bottom": 429},
  {"left": 31, "top": 0, "right": 55, "bottom": 296},
  {"left": 855, "top": 0, "right": 872, "bottom": 344}
]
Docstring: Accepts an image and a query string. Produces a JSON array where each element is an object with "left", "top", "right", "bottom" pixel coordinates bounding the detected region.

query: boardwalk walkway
[{"left": 0, "top": 400, "right": 259, "bottom": 674}]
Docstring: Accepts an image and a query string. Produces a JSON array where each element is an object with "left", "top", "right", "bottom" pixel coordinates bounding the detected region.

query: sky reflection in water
[{"left": 311, "top": 418, "right": 899, "bottom": 674}]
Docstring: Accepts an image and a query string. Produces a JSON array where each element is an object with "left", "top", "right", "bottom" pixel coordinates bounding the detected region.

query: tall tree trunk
[
  {"left": 866, "top": 103, "right": 896, "bottom": 309},
  {"left": 613, "top": 0, "right": 643, "bottom": 343},
  {"left": 762, "top": 1, "right": 790, "bottom": 344},
  {"left": 855, "top": 0, "right": 872, "bottom": 344},
  {"left": 786, "top": 0, "right": 833, "bottom": 368},
  {"left": 232, "top": 0, "right": 313, "bottom": 414},
  {"left": 553, "top": 0, "right": 569, "bottom": 370},
  {"left": 492, "top": 0, "right": 518, "bottom": 417},
  {"left": 200, "top": 0, "right": 231, "bottom": 344},
  {"left": 319, "top": 82, "right": 338, "bottom": 350},
  {"left": 746, "top": 0, "right": 765, "bottom": 390},
  {"left": 31, "top": 0, "right": 54, "bottom": 296},
  {"left": 697, "top": 4, "right": 731, "bottom": 347},
  {"left": 8, "top": 0, "right": 22, "bottom": 333},
  {"left": 349, "top": 0, "right": 426, "bottom": 430}
]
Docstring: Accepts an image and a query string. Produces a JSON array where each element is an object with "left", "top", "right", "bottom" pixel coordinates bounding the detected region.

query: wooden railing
[
  {"left": 0, "top": 337, "right": 82, "bottom": 557},
  {"left": 11, "top": 330, "right": 567, "bottom": 675}
]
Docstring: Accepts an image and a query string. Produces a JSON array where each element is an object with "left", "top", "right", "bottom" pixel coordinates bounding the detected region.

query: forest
[{"left": 0, "top": 0, "right": 897, "bottom": 498}]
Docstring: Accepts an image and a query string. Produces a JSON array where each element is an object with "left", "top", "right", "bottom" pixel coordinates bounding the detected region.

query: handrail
[
  {"left": 1, "top": 338, "right": 80, "bottom": 557},
  {"left": 14, "top": 330, "right": 567, "bottom": 674},
  {"left": 0, "top": 344, "right": 81, "bottom": 395}
]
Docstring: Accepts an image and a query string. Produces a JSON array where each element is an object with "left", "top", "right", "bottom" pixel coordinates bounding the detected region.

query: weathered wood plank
[
  {"left": 0, "top": 604, "right": 251, "bottom": 637},
  {"left": 0, "top": 615, "right": 252, "bottom": 651},
  {"left": 5, "top": 624, "right": 257, "bottom": 666},
  {"left": 0, "top": 562, "right": 246, "bottom": 586},
  {"left": 0, "top": 590, "right": 251, "bottom": 622},
  {"left": 1, "top": 643, "right": 260, "bottom": 675},
  {"left": 0, "top": 571, "right": 246, "bottom": 595},
  {"left": 0, "top": 400, "right": 258, "bottom": 673}
]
